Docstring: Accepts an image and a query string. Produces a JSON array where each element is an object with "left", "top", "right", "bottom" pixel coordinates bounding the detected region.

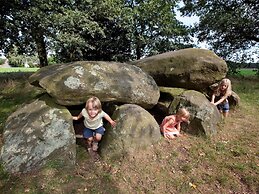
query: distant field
[
  {"left": 0, "top": 67, "right": 257, "bottom": 77},
  {"left": 0, "top": 67, "right": 39, "bottom": 73},
  {"left": 238, "top": 68, "right": 257, "bottom": 76}
]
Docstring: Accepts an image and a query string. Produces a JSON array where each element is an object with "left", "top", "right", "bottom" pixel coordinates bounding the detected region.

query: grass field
[
  {"left": 0, "top": 73, "right": 258, "bottom": 194},
  {"left": 238, "top": 68, "right": 258, "bottom": 77},
  {"left": 0, "top": 67, "right": 257, "bottom": 76},
  {"left": 0, "top": 67, "right": 39, "bottom": 73}
]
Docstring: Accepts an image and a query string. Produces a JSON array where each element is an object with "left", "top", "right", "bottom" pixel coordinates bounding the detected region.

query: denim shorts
[
  {"left": 217, "top": 102, "right": 230, "bottom": 113},
  {"left": 83, "top": 126, "right": 105, "bottom": 138}
]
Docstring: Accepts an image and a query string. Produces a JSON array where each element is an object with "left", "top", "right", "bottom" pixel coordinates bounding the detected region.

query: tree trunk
[
  {"left": 136, "top": 44, "right": 141, "bottom": 60},
  {"left": 32, "top": 30, "right": 48, "bottom": 67},
  {"left": 135, "top": 34, "right": 142, "bottom": 60}
]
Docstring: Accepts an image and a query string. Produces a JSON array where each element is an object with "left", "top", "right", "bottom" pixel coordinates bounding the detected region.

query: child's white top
[{"left": 81, "top": 108, "right": 106, "bottom": 129}]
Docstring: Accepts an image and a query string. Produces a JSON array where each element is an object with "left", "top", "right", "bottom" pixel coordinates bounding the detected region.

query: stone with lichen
[
  {"left": 0, "top": 96, "right": 76, "bottom": 173},
  {"left": 29, "top": 61, "right": 160, "bottom": 109}
]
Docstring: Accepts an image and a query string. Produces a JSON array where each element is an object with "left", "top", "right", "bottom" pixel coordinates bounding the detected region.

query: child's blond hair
[
  {"left": 85, "top": 96, "right": 102, "bottom": 113},
  {"left": 176, "top": 108, "right": 190, "bottom": 121},
  {"left": 215, "top": 78, "right": 232, "bottom": 97}
]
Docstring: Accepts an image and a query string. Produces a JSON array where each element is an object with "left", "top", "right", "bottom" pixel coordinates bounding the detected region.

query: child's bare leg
[
  {"left": 86, "top": 137, "right": 93, "bottom": 149},
  {"left": 223, "top": 112, "right": 228, "bottom": 117},
  {"left": 92, "top": 134, "right": 102, "bottom": 151},
  {"left": 94, "top": 133, "right": 102, "bottom": 142}
]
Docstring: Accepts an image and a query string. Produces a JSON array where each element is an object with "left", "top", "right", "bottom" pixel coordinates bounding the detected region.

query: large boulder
[
  {"left": 0, "top": 96, "right": 76, "bottom": 173},
  {"left": 130, "top": 48, "right": 228, "bottom": 91},
  {"left": 29, "top": 61, "right": 160, "bottom": 109},
  {"left": 100, "top": 104, "right": 161, "bottom": 159}
]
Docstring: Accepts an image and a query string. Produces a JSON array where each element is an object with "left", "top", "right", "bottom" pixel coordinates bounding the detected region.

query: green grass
[
  {"left": 0, "top": 67, "right": 39, "bottom": 73},
  {"left": 238, "top": 68, "right": 258, "bottom": 76},
  {"left": 0, "top": 72, "right": 258, "bottom": 194},
  {"left": 0, "top": 79, "right": 43, "bottom": 133}
]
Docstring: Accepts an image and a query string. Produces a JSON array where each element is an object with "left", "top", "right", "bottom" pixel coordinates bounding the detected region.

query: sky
[
  {"left": 175, "top": 9, "right": 210, "bottom": 49},
  {"left": 175, "top": 3, "right": 258, "bottom": 63},
  {"left": 176, "top": 13, "right": 199, "bottom": 27}
]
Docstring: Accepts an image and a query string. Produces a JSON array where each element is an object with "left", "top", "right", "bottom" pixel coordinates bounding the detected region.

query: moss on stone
[{"left": 159, "top": 87, "right": 186, "bottom": 96}]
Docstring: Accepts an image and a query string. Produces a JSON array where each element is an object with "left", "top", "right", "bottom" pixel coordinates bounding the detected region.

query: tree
[
  {"left": 180, "top": 0, "right": 259, "bottom": 61},
  {"left": 55, "top": 0, "right": 192, "bottom": 61},
  {"left": 1, "top": 0, "right": 57, "bottom": 67},
  {"left": 124, "top": 0, "right": 191, "bottom": 59},
  {"left": 1, "top": 0, "right": 191, "bottom": 66},
  {"left": 1, "top": 0, "right": 105, "bottom": 67},
  {"left": 54, "top": 0, "right": 132, "bottom": 62}
]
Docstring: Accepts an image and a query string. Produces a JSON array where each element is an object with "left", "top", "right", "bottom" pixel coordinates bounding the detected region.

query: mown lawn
[{"left": 0, "top": 73, "right": 258, "bottom": 194}]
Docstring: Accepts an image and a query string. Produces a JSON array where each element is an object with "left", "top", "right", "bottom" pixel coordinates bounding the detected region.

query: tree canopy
[
  {"left": 1, "top": 0, "right": 107, "bottom": 66},
  {"left": 123, "top": 0, "right": 191, "bottom": 59},
  {"left": 1, "top": 0, "right": 191, "bottom": 66},
  {"left": 180, "top": 0, "right": 259, "bottom": 61}
]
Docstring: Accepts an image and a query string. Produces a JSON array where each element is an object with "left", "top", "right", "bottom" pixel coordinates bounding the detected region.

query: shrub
[
  {"left": 0, "top": 58, "right": 6, "bottom": 65},
  {"left": 8, "top": 55, "right": 39, "bottom": 67}
]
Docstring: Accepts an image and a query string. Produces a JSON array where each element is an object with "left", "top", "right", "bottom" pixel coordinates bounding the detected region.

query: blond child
[
  {"left": 160, "top": 108, "right": 190, "bottom": 140},
  {"left": 73, "top": 96, "right": 116, "bottom": 152},
  {"left": 211, "top": 78, "right": 232, "bottom": 117}
]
